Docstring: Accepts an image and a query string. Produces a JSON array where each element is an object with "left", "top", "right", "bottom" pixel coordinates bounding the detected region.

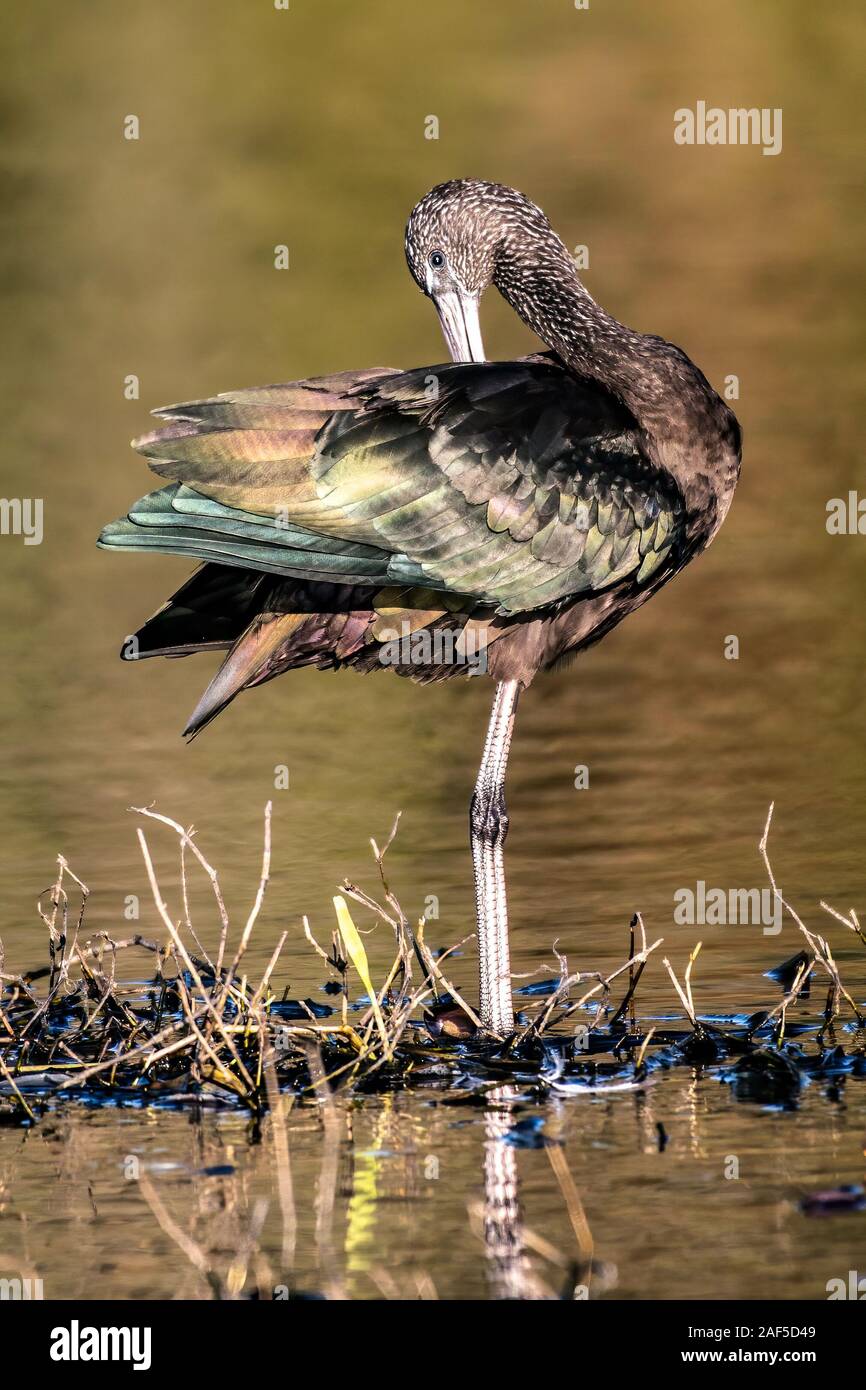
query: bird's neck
[{"left": 496, "top": 258, "right": 740, "bottom": 530}]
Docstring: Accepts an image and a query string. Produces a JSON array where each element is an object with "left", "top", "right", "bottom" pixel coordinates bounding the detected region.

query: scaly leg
[{"left": 470, "top": 678, "right": 520, "bottom": 1033}]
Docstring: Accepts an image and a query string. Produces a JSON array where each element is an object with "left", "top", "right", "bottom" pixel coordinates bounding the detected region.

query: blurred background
[{"left": 0, "top": 0, "right": 865, "bottom": 1300}]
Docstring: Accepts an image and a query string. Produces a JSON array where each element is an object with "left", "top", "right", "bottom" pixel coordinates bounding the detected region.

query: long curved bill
[{"left": 433, "top": 288, "right": 486, "bottom": 364}]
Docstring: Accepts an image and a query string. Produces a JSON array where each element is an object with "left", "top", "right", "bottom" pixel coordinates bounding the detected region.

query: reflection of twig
[
  {"left": 262, "top": 1042, "right": 296, "bottom": 1274},
  {"left": 138, "top": 1171, "right": 223, "bottom": 1298},
  {"left": 368, "top": 1266, "right": 439, "bottom": 1300},
  {"left": 546, "top": 1142, "right": 594, "bottom": 1281},
  {"left": 138, "top": 1168, "right": 270, "bottom": 1300},
  {"left": 305, "top": 1043, "right": 345, "bottom": 1300}
]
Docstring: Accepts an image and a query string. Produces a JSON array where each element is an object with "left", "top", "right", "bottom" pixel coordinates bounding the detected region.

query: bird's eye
[{"left": 428, "top": 250, "right": 445, "bottom": 269}]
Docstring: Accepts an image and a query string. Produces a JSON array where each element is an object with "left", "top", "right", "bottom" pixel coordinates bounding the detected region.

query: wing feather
[{"left": 100, "top": 359, "right": 684, "bottom": 615}]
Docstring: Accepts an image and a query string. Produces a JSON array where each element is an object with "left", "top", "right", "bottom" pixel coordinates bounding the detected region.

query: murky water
[{"left": 1, "top": 0, "right": 865, "bottom": 1299}]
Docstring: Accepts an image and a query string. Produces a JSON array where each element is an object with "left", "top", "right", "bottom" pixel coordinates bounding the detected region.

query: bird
[{"left": 99, "top": 178, "right": 742, "bottom": 1036}]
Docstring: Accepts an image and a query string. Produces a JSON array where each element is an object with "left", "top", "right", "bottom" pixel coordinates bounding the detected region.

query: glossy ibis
[{"left": 99, "top": 179, "right": 742, "bottom": 1034}]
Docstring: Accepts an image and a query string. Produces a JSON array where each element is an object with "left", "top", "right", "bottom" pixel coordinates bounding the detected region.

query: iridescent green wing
[
  {"left": 100, "top": 360, "right": 684, "bottom": 614},
  {"left": 328, "top": 360, "right": 684, "bottom": 612}
]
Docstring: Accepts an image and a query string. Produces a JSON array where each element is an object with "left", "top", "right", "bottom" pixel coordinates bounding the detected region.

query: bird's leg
[{"left": 470, "top": 678, "right": 520, "bottom": 1033}]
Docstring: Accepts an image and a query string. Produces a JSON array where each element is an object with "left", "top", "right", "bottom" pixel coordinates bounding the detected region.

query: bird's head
[{"left": 404, "top": 179, "right": 572, "bottom": 363}]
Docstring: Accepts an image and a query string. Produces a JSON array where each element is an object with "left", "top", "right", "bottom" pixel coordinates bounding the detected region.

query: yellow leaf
[
  {"left": 206, "top": 1064, "right": 248, "bottom": 1099},
  {"left": 333, "top": 896, "right": 390, "bottom": 1057}
]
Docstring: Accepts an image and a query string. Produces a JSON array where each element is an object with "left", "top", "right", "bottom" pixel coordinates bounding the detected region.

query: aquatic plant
[{"left": 1, "top": 803, "right": 863, "bottom": 1133}]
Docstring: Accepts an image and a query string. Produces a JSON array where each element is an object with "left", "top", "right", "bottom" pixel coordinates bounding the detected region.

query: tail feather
[
  {"left": 183, "top": 613, "right": 307, "bottom": 737},
  {"left": 100, "top": 519, "right": 396, "bottom": 584},
  {"left": 126, "top": 563, "right": 269, "bottom": 659},
  {"left": 128, "top": 559, "right": 503, "bottom": 735},
  {"left": 97, "top": 481, "right": 438, "bottom": 588}
]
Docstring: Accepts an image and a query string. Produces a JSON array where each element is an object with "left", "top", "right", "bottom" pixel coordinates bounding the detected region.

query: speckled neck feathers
[
  {"left": 493, "top": 224, "right": 739, "bottom": 535},
  {"left": 406, "top": 179, "right": 742, "bottom": 538}
]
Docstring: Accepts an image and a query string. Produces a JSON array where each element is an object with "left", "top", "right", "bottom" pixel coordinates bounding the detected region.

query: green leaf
[{"left": 333, "top": 896, "right": 390, "bottom": 1057}]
